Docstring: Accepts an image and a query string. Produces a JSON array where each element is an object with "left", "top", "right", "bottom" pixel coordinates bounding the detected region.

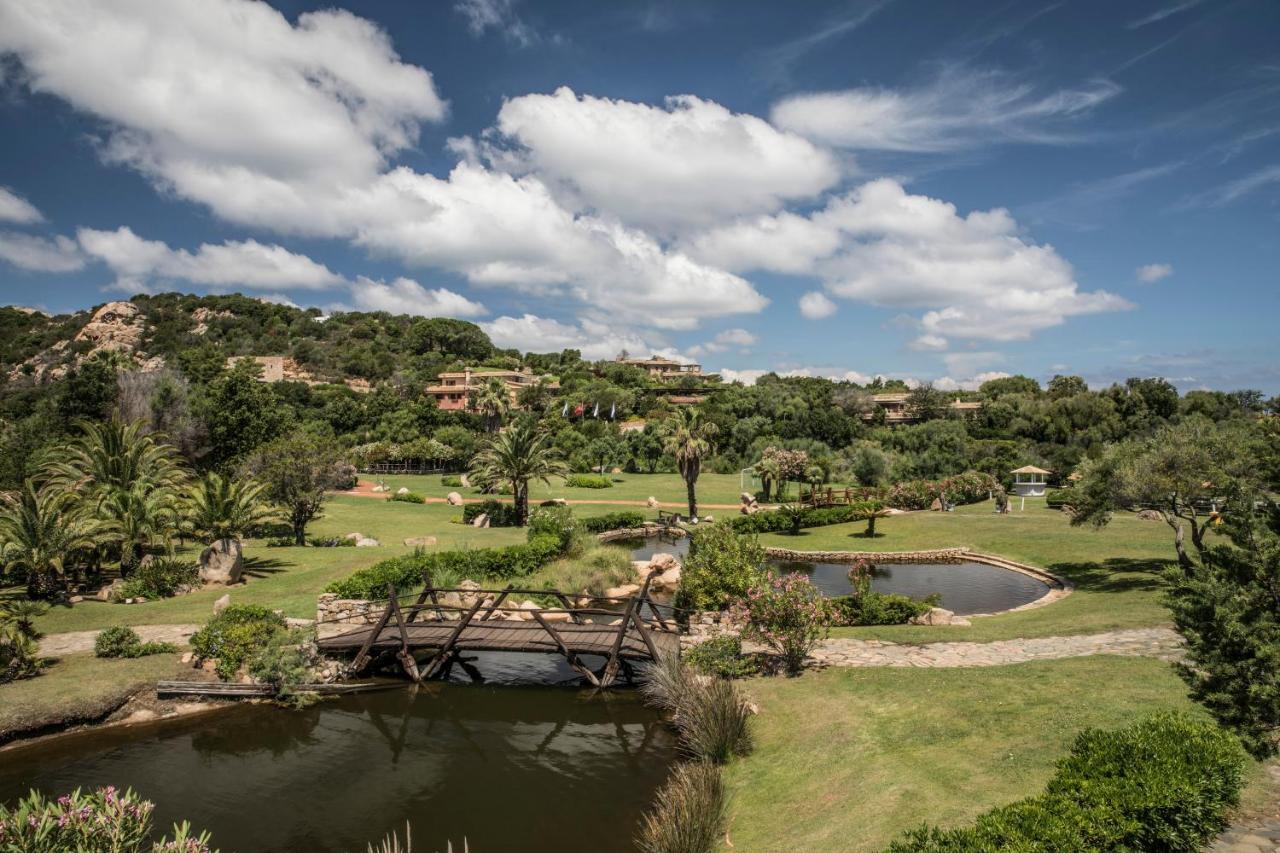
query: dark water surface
[
  {"left": 620, "top": 537, "right": 1048, "bottom": 615},
  {"left": 0, "top": 655, "right": 676, "bottom": 853}
]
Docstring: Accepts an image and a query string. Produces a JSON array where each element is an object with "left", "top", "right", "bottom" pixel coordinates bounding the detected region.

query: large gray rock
[
  {"left": 199, "top": 538, "right": 244, "bottom": 585},
  {"left": 910, "top": 607, "right": 957, "bottom": 626},
  {"left": 446, "top": 491, "right": 464, "bottom": 506}
]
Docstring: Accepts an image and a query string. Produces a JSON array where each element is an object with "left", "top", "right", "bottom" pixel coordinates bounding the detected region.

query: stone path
[
  {"left": 1213, "top": 822, "right": 1280, "bottom": 852},
  {"left": 808, "top": 627, "right": 1184, "bottom": 668},
  {"left": 39, "top": 624, "right": 202, "bottom": 656}
]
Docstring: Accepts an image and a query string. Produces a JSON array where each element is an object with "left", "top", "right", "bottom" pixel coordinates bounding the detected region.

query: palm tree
[
  {"left": 470, "top": 378, "right": 512, "bottom": 433},
  {"left": 469, "top": 420, "right": 568, "bottom": 526},
  {"left": 0, "top": 481, "right": 101, "bottom": 598},
  {"left": 853, "top": 499, "right": 891, "bottom": 538},
  {"left": 756, "top": 456, "right": 782, "bottom": 502},
  {"left": 41, "top": 417, "right": 187, "bottom": 573},
  {"left": 661, "top": 408, "right": 719, "bottom": 520},
  {"left": 183, "top": 473, "right": 277, "bottom": 544}
]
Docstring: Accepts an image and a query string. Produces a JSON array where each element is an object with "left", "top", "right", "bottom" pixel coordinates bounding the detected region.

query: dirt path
[
  {"left": 39, "top": 624, "right": 203, "bottom": 656},
  {"left": 340, "top": 479, "right": 747, "bottom": 510}
]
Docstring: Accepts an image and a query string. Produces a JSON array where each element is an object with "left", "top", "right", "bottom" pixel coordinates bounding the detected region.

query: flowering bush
[
  {"left": 884, "top": 471, "right": 997, "bottom": 510},
  {"left": 0, "top": 786, "right": 214, "bottom": 851},
  {"left": 731, "top": 572, "right": 830, "bottom": 675}
]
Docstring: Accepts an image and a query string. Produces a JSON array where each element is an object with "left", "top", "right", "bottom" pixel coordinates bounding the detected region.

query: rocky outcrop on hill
[{"left": 9, "top": 301, "right": 163, "bottom": 382}]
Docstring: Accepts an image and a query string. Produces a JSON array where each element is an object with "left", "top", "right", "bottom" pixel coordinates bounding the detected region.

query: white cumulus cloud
[
  {"left": 482, "top": 314, "right": 681, "bottom": 361},
  {"left": 0, "top": 232, "right": 86, "bottom": 272},
  {"left": 798, "top": 291, "right": 837, "bottom": 320},
  {"left": 348, "top": 276, "right": 486, "bottom": 317}
]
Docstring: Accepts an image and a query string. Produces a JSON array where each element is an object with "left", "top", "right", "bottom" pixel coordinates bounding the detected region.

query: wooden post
[
  {"left": 388, "top": 595, "right": 420, "bottom": 682},
  {"left": 351, "top": 585, "right": 399, "bottom": 673},
  {"left": 628, "top": 606, "right": 661, "bottom": 664},
  {"left": 531, "top": 610, "right": 601, "bottom": 687},
  {"left": 419, "top": 596, "right": 485, "bottom": 680},
  {"left": 481, "top": 584, "right": 515, "bottom": 621},
  {"left": 599, "top": 573, "right": 653, "bottom": 687},
  {"left": 553, "top": 592, "right": 584, "bottom": 624}
]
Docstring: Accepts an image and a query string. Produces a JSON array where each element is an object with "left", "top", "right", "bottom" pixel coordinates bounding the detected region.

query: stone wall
[
  {"left": 763, "top": 546, "right": 971, "bottom": 564},
  {"left": 596, "top": 526, "right": 688, "bottom": 543},
  {"left": 316, "top": 593, "right": 385, "bottom": 629}
]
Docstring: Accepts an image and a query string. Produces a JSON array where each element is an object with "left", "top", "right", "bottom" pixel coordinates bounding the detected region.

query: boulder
[
  {"left": 396, "top": 487, "right": 409, "bottom": 495},
  {"left": 704, "top": 514, "right": 714, "bottom": 523},
  {"left": 458, "top": 579, "right": 485, "bottom": 609},
  {"left": 649, "top": 553, "right": 679, "bottom": 572},
  {"left": 1136, "top": 509, "right": 1163, "bottom": 522},
  {"left": 96, "top": 579, "right": 125, "bottom": 602},
  {"left": 213, "top": 593, "right": 231, "bottom": 615},
  {"left": 909, "top": 606, "right": 957, "bottom": 626},
  {"left": 657, "top": 567, "right": 681, "bottom": 588},
  {"left": 930, "top": 498, "right": 943, "bottom": 512},
  {"left": 355, "top": 537, "right": 379, "bottom": 547},
  {"left": 199, "top": 538, "right": 244, "bottom": 585},
  {"left": 741, "top": 503, "right": 760, "bottom": 515},
  {"left": 471, "top": 513, "right": 490, "bottom": 528},
  {"left": 543, "top": 610, "right": 572, "bottom": 623},
  {"left": 611, "top": 467, "right": 623, "bottom": 474},
  {"left": 343, "top": 532, "right": 363, "bottom": 542},
  {"left": 604, "top": 583, "right": 641, "bottom": 599},
  {"left": 403, "top": 536, "right": 438, "bottom": 547},
  {"left": 646, "top": 496, "right": 659, "bottom": 508},
  {"left": 446, "top": 491, "right": 464, "bottom": 506},
  {"left": 516, "top": 600, "right": 540, "bottom": 621},
  {"left": 459, "top": 474, "right": 470, "bottom": 488},
  {"left": 740, "top": 491, "right": 757, "bottom": 506}
]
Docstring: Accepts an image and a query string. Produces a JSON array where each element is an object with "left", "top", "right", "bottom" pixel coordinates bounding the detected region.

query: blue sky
[{"left": 0, "top": 0, "right": 1277, "bottom": 392}]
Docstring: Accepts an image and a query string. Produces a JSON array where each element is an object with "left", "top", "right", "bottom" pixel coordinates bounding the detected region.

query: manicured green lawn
[
  {"left": 760, "top": 498, "right": 1178, "bottom": 641},
  {"left": 722, "top": 657, "right": 1226, "bottom": 852},
  {"left": 31, "top": 497, "right": 526, "bottom": 635},
  {"left": 357, "top": 470, "right": 753, "bottom": 507},
  {"left": 0, "top": 652, "right": 186, "bottom": 743}
]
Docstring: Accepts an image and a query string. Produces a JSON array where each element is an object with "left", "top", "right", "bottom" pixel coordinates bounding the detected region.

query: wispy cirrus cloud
[
  {"left": 1126, "top": 0, "right": 1202, "bottom": 29},
  {"left": 771, "top": 66, "right": 1119, "bottom": 152}
]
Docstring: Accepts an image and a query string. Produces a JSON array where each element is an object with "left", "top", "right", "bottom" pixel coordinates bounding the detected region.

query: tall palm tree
[
  {"left": 661, "top": 408, "right": 719, "bottom": 520},
  {"left": 755, "top": 456, "right": 782, "bottom": 502},
  {"left": 98, "top": 484, "right": 182, "bottom": 571},
  {"left": 0, "top": 481, "right": 101, "bottom": 598},
  {"left": 469, "top": 420, "right": 569, "bottom": 526},
  {"left": 470, "top": 378, "right": 512, "bottom": 433}
]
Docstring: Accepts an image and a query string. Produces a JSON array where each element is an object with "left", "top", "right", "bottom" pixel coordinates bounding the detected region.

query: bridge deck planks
[{"left": 318, "top": 619, "right": 679, "bottom": 661}]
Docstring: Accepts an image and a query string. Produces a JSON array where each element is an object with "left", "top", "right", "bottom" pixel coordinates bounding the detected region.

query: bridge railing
[{"left": 343, "top": 572, "right": 675, "bottom": 688}]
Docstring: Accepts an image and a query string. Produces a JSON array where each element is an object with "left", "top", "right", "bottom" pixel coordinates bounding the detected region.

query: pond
[
  {"left": 0, "top": 655, "right": 676, "bottom": 853},
  {"left": 618, "top": 537, "right": 1049, "bottom": 615}
]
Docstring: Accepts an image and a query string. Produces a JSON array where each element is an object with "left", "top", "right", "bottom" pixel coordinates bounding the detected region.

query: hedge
[
  {"left": 324, "top": 534, "right": 563, "bottom": 599},
  {"left": 882, "top": 471, "right": 997, "bottom": 511},
  {"left": 1046, "top": 488, "right": 1073, "bottom": 508},
  {"left": 388, "top": 491, "right": 426, "bottom": 504},
  {"left": 888, "top": 712, "right": 1246, "bottom": 852},
  {"left": 583, "top": 511, "right": 648, "bottom": 533},
  {"left": 730, "top": 505, "right": 858, "bottom": 534},
  {"left": 566, "top": 474, "right": 612, "bottom": 489},
  {"left": 461, "top": 500, "right": 521, "bottom": 527}
]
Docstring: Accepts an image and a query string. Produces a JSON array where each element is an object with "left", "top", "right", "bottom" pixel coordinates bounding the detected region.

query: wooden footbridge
[{"left": 317, "top": 574, "right": 680, "bottom": 688}]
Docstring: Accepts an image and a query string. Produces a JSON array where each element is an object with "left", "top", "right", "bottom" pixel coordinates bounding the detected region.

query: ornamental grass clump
[
  {"left": 0, "top": 786, "right": 214, "bottom": 852},
  {"left": 636, "top": 762, "right": 727, "bottom": 853},
  {"left": 731, "top": 572, "right": 830, "bottom": 675},
  {"left": 641, "top": 654, "right": 753, "bottom": 763}
]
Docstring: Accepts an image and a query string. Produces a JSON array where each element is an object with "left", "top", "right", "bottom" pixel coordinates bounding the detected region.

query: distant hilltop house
[
  {"left": 224, "top": 355, "right": 372, "bottom": 393},
  {"left": 864, "top": 393, "right": 982, "bottom": 424},
  {"left": 615, "top": 354, "right": 717, "bottom": 382},
  {"left": 1010, "top": 465, "right": 1052, "bottom": 497},
  {"left": 425, "top": 367, "right": 557, "bottom": 411}
]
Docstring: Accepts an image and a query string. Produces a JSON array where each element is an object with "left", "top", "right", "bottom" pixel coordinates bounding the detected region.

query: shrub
[
  {"left": 888, "top": 712, "right": 1247, "bottom": 852},
  {"left": 729, "top": 504, "right": 857, "bottom": 534},
  {"left": 829, "top": 591, "right": 933, "bottom": 626},
  {"left": 462, "top": 500, "right": 520, "bottom": 527},
  {"left": 1046, "top": 488, "right": 1073, "bottom": 508},
  {"left": 440, "top": 475, "right": 463, "bottom": 487},
  {"left": 387, "top": 491, "right": 426, "bottom": 504},
  {"left": 675, "top": 524, "right": 766, "bottom": 612},
  {"left": 566, "top": 473, "right": 612, "bottom": 489},
  {"left": 582, "top": 510, "right": 648, "bottom": 533},
  {"left": 641, "top": 655, "right": 753, "bottom": 763},
  {"left": 884, "top": 471, "right": 997, "bottom": 511},
  {"left": 306, "top": 535, "right": 357, "bottom": 547},
  {"left": 636, "top": 762, "right": 726, "bottom": 853},
  {"left": 0, "top": 600, "right": 45, "bottom": 683},
  {"left": 247, "top": 626, "right": 317, "bottom": 708},
  {"left": 94, "top": 626, "right": 176, "bottom": 659},
  {"left": 731, "top": 572, "right": 829, "bottom": 675},
  {"left": 527, "top": 505, "right": 586, "bottom": 554},
  {"left": 189, "top": 605, "right": 287, "bottom": 680},
  {"left": 684, "top": 635, "right": 757, "bottom": 679},
  {"left": 324, "top": 535, "right": 566, "bottom": 599},
  {"left": 0, "top": 786, "right": 214, "bottom": 852},
  {"left": 117, "top": 557, "right": 198, "bottom": 600}
]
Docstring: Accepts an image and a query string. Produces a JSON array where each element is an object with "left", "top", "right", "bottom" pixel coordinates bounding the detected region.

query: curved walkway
[{"left": 808, "top": 627, "right": 1183, "bottom": 668}]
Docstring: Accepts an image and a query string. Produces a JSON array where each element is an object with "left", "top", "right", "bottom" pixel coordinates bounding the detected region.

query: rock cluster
[{"left": 740, "top": 491, "right": 761, "bottom": 515}]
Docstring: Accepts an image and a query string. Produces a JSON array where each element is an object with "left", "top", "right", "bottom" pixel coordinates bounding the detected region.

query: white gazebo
[{"left": 1010, "top": 465, "right": 1052, "bottom": 497}]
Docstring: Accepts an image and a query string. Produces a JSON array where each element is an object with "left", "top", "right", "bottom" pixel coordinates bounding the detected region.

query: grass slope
[
  {"left": 723, "top": 657, "right": 1204, "bottom": 852},
  {"left": 356, "top": 471, "right": 752, "bottom": 507}
]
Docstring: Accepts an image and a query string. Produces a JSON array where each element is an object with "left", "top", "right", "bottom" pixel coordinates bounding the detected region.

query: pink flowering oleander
[{"left": 731, "top": 571, "right": 831, "bottom": 675}]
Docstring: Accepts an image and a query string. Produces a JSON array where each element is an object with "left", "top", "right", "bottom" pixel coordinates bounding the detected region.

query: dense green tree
[
  {"left": 906, "top": 383, "right": 950, "bottom": 422},
  {"left": 0, "top": 482, "right": 101, "bottom": 598},
  {"left": 1047, "top": 374, "right": 1089, "bottom": 399},
  {"left": 241, "top": 431, "right": 351, "bottom": 545},
  {"left": 199, "top": 360, "right": 290, "bottom": 469},
  {"left": 979, "top": 375, "right": 1041, "bottom": 398}
]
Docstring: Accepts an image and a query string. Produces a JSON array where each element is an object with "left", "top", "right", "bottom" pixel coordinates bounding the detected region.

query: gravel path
[{"left": 807, "top": 627, "right": 1184, "bottom": 668}]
